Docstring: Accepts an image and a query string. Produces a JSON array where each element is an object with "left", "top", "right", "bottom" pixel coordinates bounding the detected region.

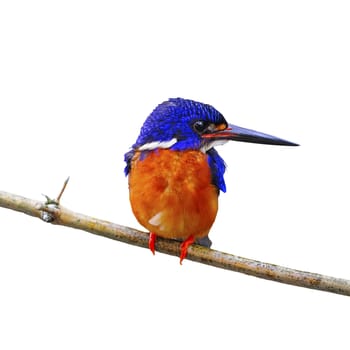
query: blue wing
[
  {"left": 124, "top": 150, "right": 135, "bottom": 176},
  {"left": 207, "top": 148, "right": 227, "bottom": 193}
]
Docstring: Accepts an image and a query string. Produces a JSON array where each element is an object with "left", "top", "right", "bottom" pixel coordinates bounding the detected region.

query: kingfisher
[{"left": 124, "top": 98, "right": 298, "bottom": 263}]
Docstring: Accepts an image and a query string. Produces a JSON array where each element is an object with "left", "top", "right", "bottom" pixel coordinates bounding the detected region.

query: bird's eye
[{"left": 193, "top": 120, "right": 210, "bottom": 134}]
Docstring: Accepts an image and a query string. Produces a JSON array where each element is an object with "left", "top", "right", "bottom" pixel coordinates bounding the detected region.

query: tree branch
[{"left": 1, "top": 189, "right": 349, "bottom": 297}]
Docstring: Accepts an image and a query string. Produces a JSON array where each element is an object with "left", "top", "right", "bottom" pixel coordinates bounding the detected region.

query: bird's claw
[
  {"left": 179, "top": 235, "right": 195, "bottom": 264},
  {"left": 149, "top": 232, "right": 156, "bottom": 255},
  {"left": 148, "top": 232, "right": 195, "bottom": 264}
]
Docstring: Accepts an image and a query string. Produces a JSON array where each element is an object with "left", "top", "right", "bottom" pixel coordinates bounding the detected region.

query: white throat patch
[
  {"left": 200, "top": 139, "right": 228, "bottom": 153},
  {"left": 138, "top": 138, "right": 178, "bottom": 151}
]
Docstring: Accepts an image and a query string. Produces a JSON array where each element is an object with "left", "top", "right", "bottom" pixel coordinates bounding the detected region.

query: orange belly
[{"left": 128, "top": 149, "right": 219, "bottom": 240}]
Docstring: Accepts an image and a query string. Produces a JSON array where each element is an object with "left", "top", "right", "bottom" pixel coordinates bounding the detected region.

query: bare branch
[{"left": 1, "top": 189, "right": 349, "bottom": 297}]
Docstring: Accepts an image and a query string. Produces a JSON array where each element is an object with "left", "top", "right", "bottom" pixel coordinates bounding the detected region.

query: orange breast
[{"left": 128, "top": 149, "right": 219, "bottom": 240}]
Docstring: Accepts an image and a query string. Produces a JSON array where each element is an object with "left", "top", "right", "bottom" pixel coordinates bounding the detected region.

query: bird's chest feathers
[
  {"left": 128, "top": 149, "right": 218, "bottom": 238},
  {"left": 130, "top": 149, "right": 213, "bottom": 194}
]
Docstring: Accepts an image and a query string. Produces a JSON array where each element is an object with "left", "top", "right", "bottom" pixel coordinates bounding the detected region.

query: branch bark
[{"left": 1, "top": 190, "right": 349, "bottom": 297}]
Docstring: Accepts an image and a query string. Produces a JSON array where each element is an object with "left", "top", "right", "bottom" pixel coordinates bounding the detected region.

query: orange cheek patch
[{"left": 215, "top": 123, "right": 228, "bottom": 131}]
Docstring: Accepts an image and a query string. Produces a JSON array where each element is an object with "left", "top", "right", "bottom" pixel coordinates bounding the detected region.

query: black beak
[{"left": 202, "top": 124, "right": 299, "bottom": 146}]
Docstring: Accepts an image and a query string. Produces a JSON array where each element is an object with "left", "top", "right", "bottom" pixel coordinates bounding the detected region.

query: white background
[{"left": 1, "top": 1, "right": 349, "bottom": 349}]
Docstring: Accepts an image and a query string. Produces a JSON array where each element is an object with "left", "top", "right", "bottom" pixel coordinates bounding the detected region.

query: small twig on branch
[
  {"left": 0, "top": 189, "right": 349, "bottom": 297},
  {"left": 56, "top": 176, "right": 70, "bottom": 203},
  {"left": 40, "top": 177, "right": 70, "bottom": 223}
]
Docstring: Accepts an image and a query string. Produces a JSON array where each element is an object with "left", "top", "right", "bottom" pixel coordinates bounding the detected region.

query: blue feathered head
[{"left": 133, "top": 98, "right": 228, "bottom": 152}]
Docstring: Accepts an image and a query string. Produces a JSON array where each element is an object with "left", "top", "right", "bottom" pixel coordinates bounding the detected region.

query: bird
[{"left": 124, "top": 98, "right": 298, "bottom": 264}]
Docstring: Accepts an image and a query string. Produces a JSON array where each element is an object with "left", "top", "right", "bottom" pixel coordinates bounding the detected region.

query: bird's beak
[{"left": 202, "top": 123, "right": 299, "bottom": 146}]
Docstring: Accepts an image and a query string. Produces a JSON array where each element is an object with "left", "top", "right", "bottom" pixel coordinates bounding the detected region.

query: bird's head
[
  {"left": 130, "top": 97, "right": 298, "bottom": 153},
  {"left": 124, "top": 98, "right": 298, "bottom": 184}
]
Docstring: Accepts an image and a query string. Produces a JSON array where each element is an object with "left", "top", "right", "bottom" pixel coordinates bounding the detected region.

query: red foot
[
  {"left": 179, "top": 235, "right": 195, "bottom": 264},
  {"left": 149, "top": 232, "right": 156, "bottom": 255}
]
